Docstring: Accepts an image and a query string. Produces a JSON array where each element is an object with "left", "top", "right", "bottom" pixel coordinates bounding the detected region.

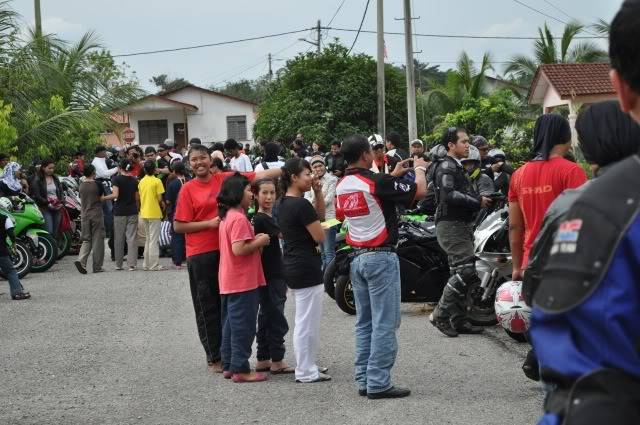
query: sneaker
[
  {"left": 74, "top": 261, "right": 87, "bottom": 275},
  {"left": 11, "top": 292, "right": 31, "bottom": 300},
  {"left": 367, "top": 386, "right": 411, "bottom": 399},
  {"left": 128, "top": 267, "right": 136, "bottom": 271},
  {"left": 115, "top": 266, "right": 124, "bottom": 271},
  {"left": 296, "top": 373, "right": 332, "bottom": 383},
  {"left": 93, "top": 269, "right": 105, "bottom": 273},
  {"left": 150, "top": 265, "right": 166, "bottom": 271},
  {"left": 358, "top": 388, "right": 367, "bottom": 397}
]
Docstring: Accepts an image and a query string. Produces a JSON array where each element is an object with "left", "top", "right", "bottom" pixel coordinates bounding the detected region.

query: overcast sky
[{"left": 13, "top": 0, "right": 622, "bottom": 92}]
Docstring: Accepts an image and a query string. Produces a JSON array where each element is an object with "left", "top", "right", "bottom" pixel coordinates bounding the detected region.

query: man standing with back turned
[{"left": 336, "top": 135, "right": 427, "bottom": 399}]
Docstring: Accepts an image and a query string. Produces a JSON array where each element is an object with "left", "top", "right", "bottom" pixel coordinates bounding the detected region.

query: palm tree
[
  {"left": 504, "top": 21, "right": 608, "bottom": 85},
  {"left": 423, "top": 51, "right": 493, "bottom": 116}
]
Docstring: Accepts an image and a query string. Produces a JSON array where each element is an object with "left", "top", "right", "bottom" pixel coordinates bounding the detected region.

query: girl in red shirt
[{"left": 217, "top": 173, "right": 270, "bottom": 383}]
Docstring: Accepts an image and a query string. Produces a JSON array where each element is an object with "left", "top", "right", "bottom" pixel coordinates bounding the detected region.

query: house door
[{"left": 173, "top": 123, "right": 186, "bottom": 151}]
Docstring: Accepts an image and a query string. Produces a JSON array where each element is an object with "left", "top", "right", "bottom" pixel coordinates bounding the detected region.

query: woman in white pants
[{"left": 277, "top": 158, "right": 330, "bottom": 383}]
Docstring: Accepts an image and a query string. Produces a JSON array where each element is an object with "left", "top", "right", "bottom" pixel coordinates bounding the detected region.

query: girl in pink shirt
[{"left": 217, "top": 173, "right": 270, "bottom": 383}]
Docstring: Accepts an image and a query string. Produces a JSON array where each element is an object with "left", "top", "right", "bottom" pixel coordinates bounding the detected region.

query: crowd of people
[{"left": 2, "top": 0, "right": 639, "bottom": 420}]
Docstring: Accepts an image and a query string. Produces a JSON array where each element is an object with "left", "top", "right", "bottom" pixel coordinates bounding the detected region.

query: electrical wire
[
  {"left": 112, "top": 28, "right": 313, "bottom": 58},
  {"left": 348, "top": 0, "right": 371, "bottom": 54},
  {"left": 328, "top": 0, "right": 348, "bottom": 26},
  {"left": 329, "top": 26, "right": 603, "bottom": 40},
  {"left": 539, "top": 0, "right": 600, "bottom": 37}
]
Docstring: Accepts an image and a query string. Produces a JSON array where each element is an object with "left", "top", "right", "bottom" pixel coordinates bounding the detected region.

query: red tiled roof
[{"left": 527, "top": 62, "right": 614, "bottom": 102}]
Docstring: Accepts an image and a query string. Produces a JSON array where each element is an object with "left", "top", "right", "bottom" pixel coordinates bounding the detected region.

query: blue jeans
[
  {"left": 221, "top": 288, "right": 260, "bottom": 373},
  {"left": 320, "top": 225, "right": 338, "bottom": 270},
  {"left": 0, "top": 255, "right": 24, "bottom": 297},
  {"left": 99, "top": 181, "right": 114, "bottom": 239},
  {"left": 350, "top": 251, "right": 401, "bottom": 393},
  {"left": 256, "top": 278, "right": 289, "bottom": 362},
  {"left": 41, "top": 208, "right": 61, "bottom": 235}
]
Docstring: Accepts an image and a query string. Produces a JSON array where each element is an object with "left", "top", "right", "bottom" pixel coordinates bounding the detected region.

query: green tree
[
  {"left": 216, "top": 77, "right": 271, "bottom": 104},
  {"left": 150, "top": 74, "right": 190, "bottom": 94},
  {"left": 0, "top": 1, "right": 142, "bottom": 166},
  {"left": 254, "top": 43, "right": 408, "bottom": 144},
  {"left": 505, "top": 21, "right": 608, "bottom": 85}
]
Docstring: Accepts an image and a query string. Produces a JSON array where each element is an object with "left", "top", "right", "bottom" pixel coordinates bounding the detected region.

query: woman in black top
[
  {"left": 111, "top": 159, "right": 140, "bottom": 271},
  {"left": 277, "top": 158, "right": 329, "bottom": 383},
  {"left": 252, "top": 178, "right": 293, "bottom": 374}
]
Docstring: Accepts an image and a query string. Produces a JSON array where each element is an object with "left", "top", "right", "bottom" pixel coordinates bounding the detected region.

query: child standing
[
  {"left": 252, "top": 179, "right": 294, "bottom": 374},
  {"left": 217, "top": 173, "right": 270, "bottom": 383}
]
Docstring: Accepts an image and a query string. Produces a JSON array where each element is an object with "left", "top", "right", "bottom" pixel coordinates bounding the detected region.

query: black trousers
[
  {"left": 256, "top": 278, "right": 289, "bottom": 362},
  {"left": 186, "top": 250, "right": 222, "bottom": 364}
]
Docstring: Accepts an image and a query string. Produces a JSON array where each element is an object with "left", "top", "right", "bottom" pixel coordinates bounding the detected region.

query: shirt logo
[
  {"left": 394, "top": 181, "right": 410, "bottom": 192},
  {"left": 521, "top": 185, "right": 553, "bottom": 195},
  {"left": 338, "top": 192, "right": 370, "bottom": 217}
]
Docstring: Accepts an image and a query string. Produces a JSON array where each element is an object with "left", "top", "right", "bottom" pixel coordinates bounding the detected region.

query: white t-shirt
[
  {"left": 254, "top": 160, "right": 285, "bottom": 172},
  {"left": 229, "top": 153, "right": 253, "bottom": 172},
  {"left": 5, "top": 216, "right": 14, "bottom": 230}
]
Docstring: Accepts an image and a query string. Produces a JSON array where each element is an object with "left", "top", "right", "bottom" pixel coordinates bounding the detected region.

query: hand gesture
[
  {"left": 480, "top": 196, "right": 493, "bottom": 208},
  {"left": 491, "top": 162, "right": 504, "bottom": 173},
  {"left": 413, "top": 157, "right": 429, "bottom": 170},
  {"left": 390, "top": 159, "right": 412, "bottom": 177},
  {"left": 311, "top": 175, "right": 322, "bottom": 192}
]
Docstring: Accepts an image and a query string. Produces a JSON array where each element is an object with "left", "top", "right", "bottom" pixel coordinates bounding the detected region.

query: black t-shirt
[
  {"left": 277, "top": 196, "right": 322, "bottom": 289},
  {"left": 112, "top": 175, "right": 139, "bottom": 216},
  {"left": 252, "top": 212, "right": 284, "bottom": 280}
]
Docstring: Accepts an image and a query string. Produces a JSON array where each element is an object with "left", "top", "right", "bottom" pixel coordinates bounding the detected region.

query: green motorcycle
[
  {"left": 0, "top": 210, "right": 33, "bottom": 279},
  {"left": 2, "top": 195, "right": 58, "bottom": 273}
]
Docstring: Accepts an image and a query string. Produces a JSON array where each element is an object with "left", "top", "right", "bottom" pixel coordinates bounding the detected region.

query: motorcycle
[
  {"left": 59, "top": 176, "right": 82, "bottom": 256},
  {"left": 0, "top": 209, "right": 33, "bottom": 279},
  {"left": 5, "top": 195, "right": 58, "bottom": 273},
  {"left": 326, "top": 197, "right": 512, "bottom": 325}
]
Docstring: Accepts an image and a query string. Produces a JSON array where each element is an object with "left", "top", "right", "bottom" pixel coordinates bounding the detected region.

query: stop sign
[{"left": 123, "top": 128, "right": 136, "bottom": 143}]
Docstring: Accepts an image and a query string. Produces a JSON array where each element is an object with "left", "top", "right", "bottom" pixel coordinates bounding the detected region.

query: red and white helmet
[{"left": 495, "top": 280, "right": 531, "bottom": 334}]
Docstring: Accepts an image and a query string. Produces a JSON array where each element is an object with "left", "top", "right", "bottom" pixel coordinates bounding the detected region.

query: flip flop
[
  {"left": 255, "top": 367, "right": 271, "bottom": 372},
  {"left": 270, "top": 366, "right": 295, "bottom": 375}
]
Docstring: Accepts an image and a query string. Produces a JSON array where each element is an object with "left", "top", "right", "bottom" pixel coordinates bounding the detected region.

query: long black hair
[
  {"left": 38, "top": 158, "right": 55, "bottom": 178},
  {"left": 217, "top": 172, "right": 250, "bottom": 219},
  {"left": 280, "top": 157, "right": 311, "bottom": 194}
]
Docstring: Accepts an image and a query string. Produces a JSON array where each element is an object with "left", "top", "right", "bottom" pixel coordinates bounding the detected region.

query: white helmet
[
  {"left": 495, "top": 280, "right": 531, "bottom": 334},
  {"left": 488, "top": 148, "right": 506, "bottom": 160},
  {"left": 0, "top": 197, "right": 12, "bottom": 211},
  {"left": 368, "top": 134, "right": 384, "bottom": 148},
  {"left": 461, "top": 145, "right": 481, "bottom": 163}
]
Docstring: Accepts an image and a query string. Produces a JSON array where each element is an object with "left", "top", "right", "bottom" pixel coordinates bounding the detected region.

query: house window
[
  {"left": 138, "top": 119, "right": 168, "bottom": 145},
  {"left": 226, "top": 115, "right": 247, "bottom": 141}
]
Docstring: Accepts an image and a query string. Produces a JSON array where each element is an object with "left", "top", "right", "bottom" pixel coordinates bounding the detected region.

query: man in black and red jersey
[{"left": 336, "top": 134, "right": 428, "bottom": 399}]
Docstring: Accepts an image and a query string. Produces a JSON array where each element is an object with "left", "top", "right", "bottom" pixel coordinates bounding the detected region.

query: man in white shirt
[
  {"left": 91, "top": 145, "right": 119, "bottom": 180},
  {"left": 224, "top": 138, "right": 252, "bottom": 172},
  {"left": 253, "top": 142, "right": 284, "bottom": 172},
  {"left": 91, "top": 145, "right": 118, "bottom": 260}
]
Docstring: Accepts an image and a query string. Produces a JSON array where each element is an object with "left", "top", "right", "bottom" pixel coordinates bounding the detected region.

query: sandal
[
  {"left": 12, "top": 292, "right": 31, "bottom": 300},
  {"left": 271, "top": 366, "right": 295, "bottom": 375}
]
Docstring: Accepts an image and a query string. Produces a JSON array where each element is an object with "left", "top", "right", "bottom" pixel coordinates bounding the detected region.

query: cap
[
  {"left": 310, "top": 155, "right": 325, "bottom": 166},
  {"left": 411, "top": 139, "right": 424, "bottom": 147},
  {"left": 164, "top": 138, "right": 175, "bottom": 147},
  {"left": 471, "top": 135, "right": 489, "bottom": 149}
]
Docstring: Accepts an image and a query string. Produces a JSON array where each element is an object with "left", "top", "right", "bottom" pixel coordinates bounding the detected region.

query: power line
[
  {"left": 329, "top": 26, "right": 604, "bottom": 40},
  {"left": 328, "top": 0, "right": 348, "bottom": 26},
  {"left": 539, "top": 0, "right": 600, "bottom": 37},
  {"left": 112, "top": 28, "right": 313, "bottom": 58},
  {"left": 348, "top": 0, "right": 371, "bottom": 54}
]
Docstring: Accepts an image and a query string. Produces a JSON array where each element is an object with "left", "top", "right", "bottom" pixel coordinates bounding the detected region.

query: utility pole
[
  {"left": 268, "top": 53, "right": 273, "bottom": 81},
  {"left": 403, "top": 0, "right": 417, "bottom": 141},
  {"left": 316, "top": 19, "right": 322, "bottom": 54},
  {"left": 34, "top": 0, "right": 42, "bottom": 37},
  {"left": 376, "top": 0, "right": 386, "bottom": 139}
]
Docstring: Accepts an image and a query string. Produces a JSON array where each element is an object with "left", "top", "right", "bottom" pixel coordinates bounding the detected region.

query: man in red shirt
[
  {"left": 173, "top": 144, "right": 281, "bottom": 372},
  {"left": 508, "top": 114, "right": 587, "bottom": 279}
]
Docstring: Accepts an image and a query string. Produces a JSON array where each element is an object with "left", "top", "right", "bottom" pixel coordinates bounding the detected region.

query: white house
[{"left": 118, "top": 85, "right": 257, "bottom": 150}]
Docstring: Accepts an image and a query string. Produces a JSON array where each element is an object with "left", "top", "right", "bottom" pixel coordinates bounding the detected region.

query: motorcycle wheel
[
  {"left": 505, "top": 330, "right": 528, "bottom": 343},
  {"left": 467, "top": 281, "right": 498, "bottom": 326},
  {"left": 31, "top": 233, "right": 58, "bottom": 273},
  {"left": 0, "top": 240, "right": 32, "bottom": 279},
  {"left": 57, "top": 231, "right": 72, "bottom": 259},
  {"left": 323, "top": 259, "right": 337, "bottom": 299},
  {"left": 335, "top": 274, "right": 356, "bottom": 315}
]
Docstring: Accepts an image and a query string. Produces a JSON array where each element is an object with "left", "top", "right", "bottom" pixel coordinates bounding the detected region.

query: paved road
[{"left": 1, "top": 256, "right": 542, "bottom": 425}]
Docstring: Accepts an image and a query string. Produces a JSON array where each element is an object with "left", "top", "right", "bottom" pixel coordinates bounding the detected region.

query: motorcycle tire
[
  {"left": 57, "top": 231, "right": 72, "bottom": 259},
  {"left": 0, "top": 240, "right": 32, "bottom": 279},
  {"left": 505, "top": 330, "right": 528, "bottom": 343},
  {"left": 323, "top": 259, "right": 337, "bottom": 299},
  {"left": 335, "top": 274, "right": 356, "bottom": 315},
  {"left": 31, "top": 233, "right": 58, "bottom": 273},
  {"left": 466, "top": 281, "right": 498, "bottom": 326}
]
